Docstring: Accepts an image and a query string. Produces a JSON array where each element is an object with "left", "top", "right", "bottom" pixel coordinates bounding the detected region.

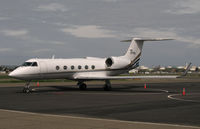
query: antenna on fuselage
[{"left": 52, "top": 55, "right": 55, "bottom": 59}]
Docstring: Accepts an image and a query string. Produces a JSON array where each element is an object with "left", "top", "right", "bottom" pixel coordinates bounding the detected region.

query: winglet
[
  {"left": 181, "top": 62, "right": 192, "bottom": 77},
  {"left": 52, "top": 55, "right": 55, "bottom": 59}
]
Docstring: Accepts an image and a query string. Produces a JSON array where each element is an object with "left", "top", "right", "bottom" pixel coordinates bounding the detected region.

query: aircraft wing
[
  {"left": 73, "top": 75, "right": 179, "bottom": 80},
  {"left": 74, "top": 62, "right": 191, "bottom": 80}
]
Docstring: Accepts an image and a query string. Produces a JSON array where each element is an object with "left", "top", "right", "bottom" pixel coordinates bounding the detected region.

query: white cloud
[
  {"left": 0, "top": 29, "right": 65, "bottom": 45},
  {"left": 61, "top": 25, "right": 117, "bottom": 38},
  {"left": 166, "top": 0, "right": 200, "bottom": 15},
  {"left": 0, "top": 29, "right": 28, "bottom": 37},
  {"left": 131, "top": 28, "right": 200, "bottom": 47},
  {"left": 36, "top": 3, "right": 68, "bottom": 12},
  {"left": 0, "top": 48, "right": 13, "bottom": 52}
]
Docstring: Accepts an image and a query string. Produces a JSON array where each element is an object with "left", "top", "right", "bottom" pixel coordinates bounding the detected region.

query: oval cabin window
[
  {"left": 63, "top": 66, "right": 67, "bottom": 70},
  {"left": 85, "top": 65, "right": 88, "bottom": 69},
  {"left": 91, "top": 65, "right": 95, "bottom": 69},
  {"left": 56, "top": 66, "right": 60, "bottom": 70},
  {"left": 78, "top": 65, "right": 82, "bottom": 69},
  {"left": 71, "top": 65, "right": 75, "bottom": 70}
]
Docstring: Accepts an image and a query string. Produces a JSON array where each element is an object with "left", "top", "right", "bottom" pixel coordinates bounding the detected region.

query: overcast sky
[{"left": 0, "top": 0, "right": 200, "bottom": 67}]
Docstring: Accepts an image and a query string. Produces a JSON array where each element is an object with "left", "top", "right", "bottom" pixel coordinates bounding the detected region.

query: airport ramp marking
[
  {"left": 0, "top": 109, "right": 200, "bottom": 129},
  {"left": 31, "top": 88, "right": 169, "bottom": 96},
  {"left": 168, "top": 93, "right": 200, "bottom": 103}
]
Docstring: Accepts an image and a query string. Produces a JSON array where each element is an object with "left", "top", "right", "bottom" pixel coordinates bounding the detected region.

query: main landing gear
[
  {"left": 104, "top": 80, "right": 112, "bottom": 91},
  {"left": 23, "top": 81, "right": 31, "bottom": 93},
  {"left": 77, "top": 81, "right": 87, "bottom": 90},
  {"left": 77, "top": 80, "right": 112, "bottom": 91}
]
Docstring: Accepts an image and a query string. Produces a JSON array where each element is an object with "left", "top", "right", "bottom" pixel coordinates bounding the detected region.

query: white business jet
[{"left": 9, "top": 38, "right": 190, "bottom": 93}]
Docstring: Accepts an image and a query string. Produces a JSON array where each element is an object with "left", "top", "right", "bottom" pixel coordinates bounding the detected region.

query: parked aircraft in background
[{"left": 9, "top": 38, "right": 191, "bottom": 93}]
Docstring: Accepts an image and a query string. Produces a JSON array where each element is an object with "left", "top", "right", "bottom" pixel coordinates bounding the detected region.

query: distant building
[
  {"left": 139, "top": 66, "right": 149, "bottom": 70},
  {"left": 159, "top": 67, "right": 166, "bottom": 71},
  {"left": 0, "top": 71, "right": 6, "bottom": 74},
  {"left": 129, "top": 69, "right": 138, "bottom": 74},
  {"left": 190, "top": 66, "right": 198, "bottom": 72},
  {"left": 167, "top": 66, "right": 172, "bottom": 69},
  {"left": 128, "top": 64, "right": 199, "bottom": 74},
  {"left": 177, "top": 66, "right": 184, "bottom": 69}
]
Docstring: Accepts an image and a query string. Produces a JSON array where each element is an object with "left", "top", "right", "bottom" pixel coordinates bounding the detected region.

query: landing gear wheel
[
  {"left": 104, "top": 80, "right": 112, "bottom": 91},
  {"left": 23, "top": 81, "right": 31, "bottom": 93},
  {"left": 79, "top": 83, "right": 87, "bottom": 90},
  {"left": 23, "top": 88, "right": 31, "bottom": 93},
  {"left": 104, "top": 84, "right": 112, "bottom": 91}
]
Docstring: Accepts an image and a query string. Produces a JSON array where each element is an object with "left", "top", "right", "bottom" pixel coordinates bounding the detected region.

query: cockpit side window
[
  {"left": 22, "top": 62, "right": 38, "bottom": 67},
  {"left": 22, "top": 62, "right": 32, "bottom": 66},
  {"left": 32, "top": 62, "right": 38, "bottom": 67}
]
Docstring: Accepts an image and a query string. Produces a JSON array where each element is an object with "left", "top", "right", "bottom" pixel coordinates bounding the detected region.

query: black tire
[
  {"left": 104, "top": 85, "right": 112, "bottom": 91},
  {"left": 79, "top": 83, "right": 87, "bottom": 90},
  {"left": 23, "top": 88, "right": 30, "bottom": 93}
]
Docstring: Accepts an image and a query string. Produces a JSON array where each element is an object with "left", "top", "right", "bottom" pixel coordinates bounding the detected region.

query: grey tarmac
[{"left": 0, "top": 79, "right": 200, "bottom": 129}]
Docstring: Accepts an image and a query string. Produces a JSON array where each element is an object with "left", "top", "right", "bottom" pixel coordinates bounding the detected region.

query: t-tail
[
  {"left": 121, "top": 38, "right": 173, "bottom": 69},
  {"left": 105, "top": 38, "right": 173, "bottom": 70}
]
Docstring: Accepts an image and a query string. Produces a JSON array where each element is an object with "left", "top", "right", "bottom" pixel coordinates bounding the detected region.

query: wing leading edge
[
  {"left": 74, "top": 63, "right": 192, "bottom": 80},
  {"left": 74, "top": 75, "right": 179, "bottom": 80}
]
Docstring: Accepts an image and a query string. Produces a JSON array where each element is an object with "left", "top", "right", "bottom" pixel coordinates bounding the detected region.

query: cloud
[
  {"left": 166, "top": 0, "right": 200, "bottom": 14},
  {"left": 131, "top": 28, "right": 200, "bottom": 47},
  {"left": 36, "top": 3, "right": 68, "bottom": 12},
  {"left": 0, "top": 48, "right": 13, "bottom": 53},
  {"left": 0, "top": 29, "right": 28, "bottom": 37},
  {"left": 0, "top": 29, "right": 65, "bottom": 45},
  {"left": 61, "top": 25, "right": 117, "bottom": 38}
]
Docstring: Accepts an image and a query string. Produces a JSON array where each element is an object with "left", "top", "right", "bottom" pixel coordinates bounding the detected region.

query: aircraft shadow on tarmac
[{"left": 16, "top": 84, "right": 176, "bottom": 94}]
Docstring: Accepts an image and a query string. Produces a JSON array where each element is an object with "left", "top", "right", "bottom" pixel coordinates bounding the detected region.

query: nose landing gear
[{"left": 23, "top": 81, "right": 31, "bottom": 93}]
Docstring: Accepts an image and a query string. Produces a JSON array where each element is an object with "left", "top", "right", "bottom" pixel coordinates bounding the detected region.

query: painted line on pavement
[
  {"left": 0, "top": 109, "right": 199, "bottom": 129},
  {"left": 168, "top": 93, "right": 200, "bottom": 103}
]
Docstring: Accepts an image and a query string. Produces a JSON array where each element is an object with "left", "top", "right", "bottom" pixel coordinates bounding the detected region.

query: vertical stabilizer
[
  {"left": 121, "top": 38, "right": 173, "bottom": 69},
  {"left": 124, "top": 38, "right": 143, "bottom": 61}
]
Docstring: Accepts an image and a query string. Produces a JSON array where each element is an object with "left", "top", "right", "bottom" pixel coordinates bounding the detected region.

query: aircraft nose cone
[
  {"left": 9, "top": 71, "right": 17, "bottom": 78},
  {"left": 9, "top": 70, "right": 21, "bottom": 79}
]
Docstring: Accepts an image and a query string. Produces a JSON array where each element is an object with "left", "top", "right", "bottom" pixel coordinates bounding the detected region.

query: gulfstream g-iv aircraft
[{"left": 9, "top": 38, "right": 191, "bottom": 93}]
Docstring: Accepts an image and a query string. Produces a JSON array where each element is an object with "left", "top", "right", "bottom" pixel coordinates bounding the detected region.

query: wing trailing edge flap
[
  {"left": 73, "top": 63, "right": 191, "bottom": 80},
  {"left": 73, "top": 75, "right": 179, "bottom": 80}
]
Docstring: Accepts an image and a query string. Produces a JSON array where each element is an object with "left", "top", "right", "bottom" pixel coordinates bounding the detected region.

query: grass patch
[
  {"left": 0, "top": 79, "right": 73, "bottom": 83},
  {"left": 0, "top": 75, "right": 11, "bottom": 79}
]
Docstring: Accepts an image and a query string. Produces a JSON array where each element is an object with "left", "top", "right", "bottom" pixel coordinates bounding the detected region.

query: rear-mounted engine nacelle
[{"left": 105, "top": 56, "right": 130, "bottom": 69}]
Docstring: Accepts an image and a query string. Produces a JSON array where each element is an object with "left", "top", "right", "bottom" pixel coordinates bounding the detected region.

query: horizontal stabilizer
[{"left": 121, "top": 38, "right": 173, "bottom": 42}]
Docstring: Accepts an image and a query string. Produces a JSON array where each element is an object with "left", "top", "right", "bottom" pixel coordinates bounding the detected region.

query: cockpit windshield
[{"left": 22, "top": 62, "right": 38, "bottom": 67}]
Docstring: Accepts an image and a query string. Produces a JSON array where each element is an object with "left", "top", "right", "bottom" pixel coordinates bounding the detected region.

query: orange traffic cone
[
  {"left": 182, "top": 88, "right": 186, "bottom": 96},
  {"left": 144, "top": 83, "right": 147, "bottom": 89},
  {"left": 37, "top": 82, "right": 40, "bottom": 87}
]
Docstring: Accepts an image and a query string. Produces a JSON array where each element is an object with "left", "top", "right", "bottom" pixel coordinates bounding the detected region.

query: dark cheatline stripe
[{"left": 131, "top": 59, "right": 140, "bottom": 69}]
